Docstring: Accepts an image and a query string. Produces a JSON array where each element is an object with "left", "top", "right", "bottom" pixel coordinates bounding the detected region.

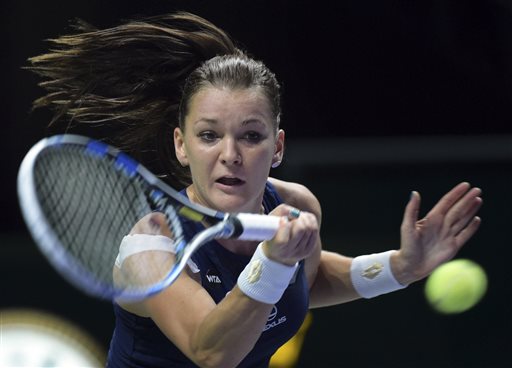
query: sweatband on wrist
[
  {"left": 350, "top": 250, "right": 407, "bottom": 298},
  {"left": 237, "top": 243, "right": 299, "bottom": 304},
  {"left": 115, "top": 234, "right": 199, "bottom": 273}
]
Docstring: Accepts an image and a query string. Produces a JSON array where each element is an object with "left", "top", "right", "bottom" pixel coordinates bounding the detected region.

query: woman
[{"left": 27, "top": 12, "right": 482, "bottom": 368}]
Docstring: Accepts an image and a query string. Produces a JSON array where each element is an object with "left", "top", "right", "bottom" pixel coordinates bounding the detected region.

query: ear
[
  {"left": 174, "top": 127, "right": 189, "bottom": 167},
  {"left": 271, "top": 129, "right": 285, "bottom": 168}
]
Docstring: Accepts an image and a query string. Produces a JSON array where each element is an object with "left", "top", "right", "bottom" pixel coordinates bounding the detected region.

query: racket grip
[{"left": 231, "top": 213, "right": 281, "bottom": 241}]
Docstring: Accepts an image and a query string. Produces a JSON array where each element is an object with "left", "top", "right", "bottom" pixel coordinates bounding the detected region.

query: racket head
[{"left": 17, "top": 134, "right": 225, "bottom": 301}]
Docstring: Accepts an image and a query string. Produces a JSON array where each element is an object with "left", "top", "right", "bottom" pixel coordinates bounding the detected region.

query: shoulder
[{"left": 268, "top": 177, "right": 322, "bottom": 223}]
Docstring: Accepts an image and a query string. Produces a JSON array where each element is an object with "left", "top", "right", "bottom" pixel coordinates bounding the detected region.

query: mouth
[{"left": 216, "top": 176, "right": 245, "bottom": 186}]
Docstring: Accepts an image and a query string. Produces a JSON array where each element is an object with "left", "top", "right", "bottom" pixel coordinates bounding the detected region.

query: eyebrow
[
  {"left": 193, "top": 118, "right": 267, "bottom": 126},
  {"left": 242, "top": 119, "right": 266, "bottom": 127},
  {"left": 194, "top": 118, "right": 217, "bottom": 125}
]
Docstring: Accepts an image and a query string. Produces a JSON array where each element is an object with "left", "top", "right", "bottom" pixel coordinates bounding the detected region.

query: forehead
[{"left": 186, "top": 86, "right": 274, "bottom": 121}]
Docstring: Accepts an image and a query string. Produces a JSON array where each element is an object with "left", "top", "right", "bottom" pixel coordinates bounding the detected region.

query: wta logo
[{"left": 205, "top": 268, "right": 222, "bottom": 284}]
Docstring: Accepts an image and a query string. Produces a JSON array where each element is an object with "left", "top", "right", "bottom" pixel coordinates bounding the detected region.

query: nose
[{"left": 219, "top": 137, "right": 241, "bottom": 166}]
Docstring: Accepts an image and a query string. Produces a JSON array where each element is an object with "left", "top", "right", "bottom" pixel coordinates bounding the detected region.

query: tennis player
[{"left": 27, "top": 12, "right": 482, "bottom": 368}]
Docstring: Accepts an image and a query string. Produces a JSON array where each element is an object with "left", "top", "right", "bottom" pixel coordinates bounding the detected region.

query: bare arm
[
  {"left": 119, "top": 204, "right": 317, "bottom": 368},
  {"left": 117, "top": 213, "right": 274, "bottom": 368},
  {"left": 143, "top": 275, "right": 274, "bottom": 368},
  {"left": 270, "top": 179, "right": 483, "bottom": 308},
  {"left": 308, "top": 251, "right": 360, "bottom": 308},
  {"left": 267, "top": 178, "right": 361, "bottom": 307}
]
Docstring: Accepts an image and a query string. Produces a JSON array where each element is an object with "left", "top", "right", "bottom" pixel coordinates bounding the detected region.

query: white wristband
[
  {"left": 350, "top": 250, "right": 407, "bottom": 298},
  {"left": 237, "top": 243, "right": 299, "bottom": 304},
  {"left": 115, "top": 234, "right": 199, "bottom": 273}
]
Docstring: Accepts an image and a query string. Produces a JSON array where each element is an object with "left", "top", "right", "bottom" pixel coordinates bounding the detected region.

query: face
[{"left": 174, "top": 86, "right": 284, "bottom": 213}]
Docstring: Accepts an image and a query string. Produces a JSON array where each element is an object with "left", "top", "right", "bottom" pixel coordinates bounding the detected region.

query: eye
[
  {"left": 198, "top": 131, "right": 218, "bottom": 142},
  {"left": 242, "top": 131, "right": 264, "bottom": 143}
]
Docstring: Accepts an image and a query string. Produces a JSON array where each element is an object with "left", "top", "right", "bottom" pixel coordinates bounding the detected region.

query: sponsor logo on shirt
[{"left": 263, "top": 306, "right": 287, "bottom": 332}]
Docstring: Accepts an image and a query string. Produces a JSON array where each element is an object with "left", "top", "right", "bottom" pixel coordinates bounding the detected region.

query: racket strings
[
  {"left": 28, "top": 141, "right": 193, "bottom": 299},
  {"left": 146, "top": 192, "right": 183, "bottom": 238},
  {"left": 33, "top": 146, "right": 153, "bottom": 288}
]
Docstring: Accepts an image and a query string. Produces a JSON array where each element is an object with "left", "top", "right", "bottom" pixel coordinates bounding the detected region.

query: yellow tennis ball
[{"left": 425, "top": 259, "right": 488, "bottom": 314}]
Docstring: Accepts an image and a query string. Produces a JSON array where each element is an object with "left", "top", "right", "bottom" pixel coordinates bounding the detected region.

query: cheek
[
  {"left": 188, "top": 144, "right": 213, "bottom": 165},
  {"left": 190, "top": 152, "right": 215, "bottom": 172},
  {"left": 185, "top": 147, "right": 210, "bottom": 178},
  {"left": 248, "top": 147, "right": 274, "bottom": 170}
]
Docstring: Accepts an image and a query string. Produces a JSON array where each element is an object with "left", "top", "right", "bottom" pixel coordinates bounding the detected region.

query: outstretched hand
[{"left": 392, "top": 182, "right": 482, "bottom": 285}]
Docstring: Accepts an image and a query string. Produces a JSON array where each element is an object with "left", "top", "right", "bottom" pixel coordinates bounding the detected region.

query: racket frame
[{"left": 17, "top": 134, "right": 279, "bottom": 301}]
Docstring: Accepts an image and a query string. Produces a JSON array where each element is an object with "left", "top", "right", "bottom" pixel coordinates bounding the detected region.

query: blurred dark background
[{"left": 2, "top": 0, "right": 511, "bottom": 367}]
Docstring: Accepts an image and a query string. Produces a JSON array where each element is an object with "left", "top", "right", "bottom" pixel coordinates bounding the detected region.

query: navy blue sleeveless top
[{"left": 107, "top": 182, "right": 309, "bottom": 368}]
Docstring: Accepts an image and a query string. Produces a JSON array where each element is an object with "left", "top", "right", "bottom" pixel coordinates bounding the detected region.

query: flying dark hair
[{"left": 27, "top": 11, "right": 281, "bottom": 188}]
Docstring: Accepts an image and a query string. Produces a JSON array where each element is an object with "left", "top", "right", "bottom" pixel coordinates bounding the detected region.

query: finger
[
  {"left": 297, "top": 213, "right": 319, "bottom": 256},
  {"left": 445, "top": 187, "right": 482, "bottom": 217},
  {"left": 270, "top": 204, "right": 302, "bottom": 220},
  {"left": 272, "top": 217, "right": 292, "bottom": 244},
  {"left": 296, "top": 229, "right": 316, "bottom": 259},
  {"left": 447, "top": 193, "right": 483, "bottom": 235},
  {"left": 288, "top": 207, "right": 301, "bottom": 220},
  {"left": 401, "top": 191, "right": 421, "bottom": 234},
  {"left": 288, "top": 219, "right": 306, "bottom": 246},
  {"left": 303, "top": 227, "right": 319, "bottom": 257},
  {"left": 289, "top": 226, "right": 316, "bottom": 260},
  {"left": 263, "top": 217, "right": 293, "bottom": 261},
  {"left": 427, "top": 182, "right": 471, "bottom": 217},
  {"left": 288, "top": 212, "right": 315, "bottom": 245},
  {"left": 454, "top": 216, "right": 482, "bottom": 248}
]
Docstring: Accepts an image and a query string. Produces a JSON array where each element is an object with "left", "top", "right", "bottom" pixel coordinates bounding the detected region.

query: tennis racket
[{"left": 17, "top": 134, "right": 281, "bottom": 302}]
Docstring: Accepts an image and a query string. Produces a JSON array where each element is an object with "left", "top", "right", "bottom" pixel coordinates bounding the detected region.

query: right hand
[{"left": 262, "top": 204, "right": 319, "bottom": 266}]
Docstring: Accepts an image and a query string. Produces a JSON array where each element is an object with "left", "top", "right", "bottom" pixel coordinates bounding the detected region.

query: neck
[
  {"left": 184, "top": 185, "right": 265, "bottom": 255},
  {"left": 185, "top": 186, "right": 266, "bottom": 214}
]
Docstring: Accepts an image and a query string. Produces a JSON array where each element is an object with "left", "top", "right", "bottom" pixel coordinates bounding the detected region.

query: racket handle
[{"left": 230, "top": 213, "right": 281, "bottom": 241}]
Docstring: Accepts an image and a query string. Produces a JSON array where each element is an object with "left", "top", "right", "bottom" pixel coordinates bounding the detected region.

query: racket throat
[
  {"left": 186, "top": 221, "right": 234, "bottom": 255},
  {"left": 225, "top": 214, "right": 244, "bottom": 239}
]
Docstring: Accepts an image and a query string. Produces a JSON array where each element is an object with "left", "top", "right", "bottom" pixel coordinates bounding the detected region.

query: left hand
[{"left": 391, "top": 182, "right": 482, "bottom": 285}]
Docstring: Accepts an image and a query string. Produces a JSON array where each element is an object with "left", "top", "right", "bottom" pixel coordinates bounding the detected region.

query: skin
[
  {"left": 118, "top": 85, "right": 483, "bottom": 367},
  {"left": 175, "top": 87, "right": 283, "bottom": 215}
]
